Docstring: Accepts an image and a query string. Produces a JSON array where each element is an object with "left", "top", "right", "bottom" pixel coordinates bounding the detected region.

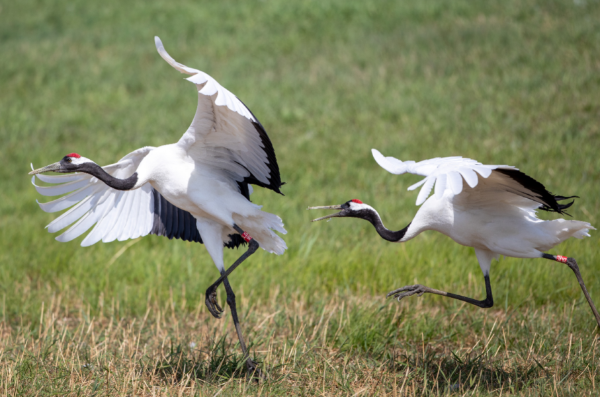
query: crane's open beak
[
  {"left": 307, "top": 205, "right": 344, "bottom": 222},
  {"left": 29, "top": 162, "right": 62, "bottom": 175}
]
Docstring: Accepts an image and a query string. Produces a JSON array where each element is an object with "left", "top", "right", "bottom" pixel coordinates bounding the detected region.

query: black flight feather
[
  {"left": 237, "top": 98, "right": 285, "bottom": 195},
  {"left": 495, "top": 169, "right": 577, "bottom": 215},
  {"left": 149, "top": 189, "right": 246, "bottom": 249}
]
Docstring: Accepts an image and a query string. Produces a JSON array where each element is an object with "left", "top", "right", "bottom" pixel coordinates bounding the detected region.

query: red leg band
[
  {"left": 556, "top": 255, "right": 568, "bottom": 263},
  {"left": 241, "top": 232, "right": 252, "bottom": 242}
]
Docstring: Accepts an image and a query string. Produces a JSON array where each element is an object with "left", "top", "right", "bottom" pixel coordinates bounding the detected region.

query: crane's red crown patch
[
  {"left": 351, "top": 199, "right": 363, "bottom": 204},
  {"left": 67, "top": 153, "right": 81, "bottom": 158}
]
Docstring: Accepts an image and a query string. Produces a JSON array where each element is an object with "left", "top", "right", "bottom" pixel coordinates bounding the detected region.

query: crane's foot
[
  {"left": 205, "top": 286, "right": 223, "bottom": 319},
  {"left": 387, "top": 281, "right": 495, "bottom": 309},
  {"left": 246, "top": 358, "right": 265, "bottom": 381},
  {"left": 387, "top": 284, "right": 431, "bottom": 302}
]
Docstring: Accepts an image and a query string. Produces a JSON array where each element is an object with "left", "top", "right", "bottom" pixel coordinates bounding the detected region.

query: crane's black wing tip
[
  {"left": 236, "top": 98, "right": 285, "bottom": 196},
  {"left": 273, "top": 182, "right": 286, "bottom": 196},
  {"left": 540, "top": 197, "right": 577, "bottom": 216},
  {"left": 496, "top": 169, "right": 578, "bottom": 215},
  {"left": 555, "top": 195, "right": 579, "bottom": 202}
]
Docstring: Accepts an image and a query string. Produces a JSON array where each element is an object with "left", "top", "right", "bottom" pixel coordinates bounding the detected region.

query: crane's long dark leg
[
  {"left": 204, "top": 224, "right": 262, "bottom": 378},
  {"left": 542, "top": 254, "right": 600, "bottom": 328},
  {"left": 387, "top": 275, "right": 494, "bottom": 308},
  {"left": 220, "top": 277, "right": 263, "bottom": 378},
  {"left": 205, "top": 225, "right": 259, "bottom": 318}
]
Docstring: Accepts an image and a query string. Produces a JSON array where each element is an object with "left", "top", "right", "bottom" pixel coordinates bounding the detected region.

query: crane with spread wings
[{"left": 30, "top": 37, "right": 287, "bottom": 376}]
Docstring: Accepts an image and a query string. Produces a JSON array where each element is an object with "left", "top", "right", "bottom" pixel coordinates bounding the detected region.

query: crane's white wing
[
  {"left": 372, "top": 149, "right": 569, "bottom": 213},
  {"left": 33, "top": 148, "right": 154, "bottom": 246},
  {"left": 32, "top": 147, "right": 216, "bottom": 247},
  {"left": 155, "top": 36, "right": 283, "bottom": 194}
]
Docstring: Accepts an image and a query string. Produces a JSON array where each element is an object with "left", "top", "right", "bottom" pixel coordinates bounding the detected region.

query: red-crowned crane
[
  {"left": 309, "top": 149, "right": 600, "bottom": 328},
  {"left": 29, "top": 37, "right": 287, "bottom": 376}
]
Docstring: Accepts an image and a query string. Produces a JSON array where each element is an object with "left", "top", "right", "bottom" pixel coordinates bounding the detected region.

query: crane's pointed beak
[
  {"left": 29, "top": 162, "right": 62, "bottom": 175},
  {"left": 307, "top": 204, "right": 344, "bottom": 222}
]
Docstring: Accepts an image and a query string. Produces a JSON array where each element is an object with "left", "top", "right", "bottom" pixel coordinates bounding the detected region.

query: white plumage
[{"left": 371, "top": 148, "right": 592, "bottom": 273}]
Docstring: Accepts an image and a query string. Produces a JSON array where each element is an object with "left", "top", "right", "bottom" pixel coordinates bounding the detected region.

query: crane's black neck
[
  {"left": 76, "top": 163, "right": 138, "bottom": 191},
  {"left": 351, "top": 209, "right": 411, "bottom": 242}
]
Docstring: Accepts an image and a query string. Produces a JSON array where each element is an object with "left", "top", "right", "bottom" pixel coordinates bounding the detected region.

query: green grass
[{"left": 1, "top": 0, "right": 600, "bottom": 394}]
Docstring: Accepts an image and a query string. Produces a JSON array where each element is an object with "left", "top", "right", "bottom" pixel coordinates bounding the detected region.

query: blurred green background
[{"left": 1, "top": 0, "right": 599, "bottom": 326}]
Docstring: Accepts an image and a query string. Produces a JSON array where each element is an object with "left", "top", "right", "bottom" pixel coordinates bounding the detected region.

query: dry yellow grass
[{"left": 1, "top": 286, "right": 598, "bottom": 396}]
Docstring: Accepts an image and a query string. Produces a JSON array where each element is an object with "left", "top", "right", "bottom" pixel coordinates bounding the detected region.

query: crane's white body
[
  {"left": 137, "top": 144, "right": 286, "bottom": 256},
  {"left": 372, "top": 149, "right": 593, "bottom": 276},
  {"left": 32, "top": 37, "right": 286, "bottom": 272}
]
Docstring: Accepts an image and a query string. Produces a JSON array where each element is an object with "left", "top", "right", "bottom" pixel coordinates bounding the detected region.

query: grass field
[{"left": 2, "top": 0, "right": 600, "bottom": 394}]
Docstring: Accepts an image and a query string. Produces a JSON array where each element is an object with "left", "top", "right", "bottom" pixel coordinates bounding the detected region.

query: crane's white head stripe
[{"left": 348, "top": 201, "right": 376, "bottom": 212}]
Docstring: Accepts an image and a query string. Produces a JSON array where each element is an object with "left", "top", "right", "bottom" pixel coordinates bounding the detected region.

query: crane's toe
[
  {"left": 387, "top": 284, "right": 429, "bottom": 302},
  {"left": 205, "top": 287, "right": 224, "bottom": 318},
  {"left": 246, "top": 358, "right": 265, "bottom": 381}
]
